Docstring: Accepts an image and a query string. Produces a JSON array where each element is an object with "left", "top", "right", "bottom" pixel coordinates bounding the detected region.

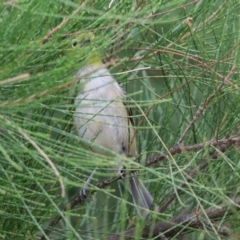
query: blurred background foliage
[{"left": 1, "top": 0, "right": 240, "bottom": 239}]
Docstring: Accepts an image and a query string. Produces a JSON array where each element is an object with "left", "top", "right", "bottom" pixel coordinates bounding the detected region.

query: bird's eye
[{"left": 72, "top": 39, "right": 78, "bottom": 48}]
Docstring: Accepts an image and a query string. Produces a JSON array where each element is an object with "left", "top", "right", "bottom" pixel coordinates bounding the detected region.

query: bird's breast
[{"left": 74, "top": 67, "right": 130, "bottom": 156}]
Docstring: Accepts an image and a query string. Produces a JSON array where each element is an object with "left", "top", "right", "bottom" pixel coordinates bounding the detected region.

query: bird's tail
[{"left": 126, "top": 173, "right": 153, "bottom": 219}]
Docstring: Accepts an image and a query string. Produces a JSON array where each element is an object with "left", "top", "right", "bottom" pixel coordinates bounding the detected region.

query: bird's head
[{"left": 64, "top": 31, "right": 102, "bottom": 66}]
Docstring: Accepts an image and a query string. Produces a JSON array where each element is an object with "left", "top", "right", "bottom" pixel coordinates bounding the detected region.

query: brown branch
[
  {"left": 40, "top": 175, "right": 121, "bottom": 240},
  {"left": 177, "top": 66, "right": 237, "bottom": 145},
  {"left": 128, "top": 47, "right": 231, "bottom": 82},
  {"left": 129, "top": 58, "right": 221, "bottom": 147},
  {"left": 107, "top": 196, "right": 240, "bottom": 240},
  {"left": 129, "top": 46, "right": 238, "bottom": 147},
  {"left": 0, "top": 73, "right": 30, "bottom": 86},
  {"left": 41, "top": 135, "right": 240, "bottom": 239},
  {"left": 159, "top": 142, "right": 230, "bottom": 213},
  {"left": 109, "top": 0, "right": 200, "bottom": 54},
  {"left": 40, "top": 2, "right": 85, "bottom": 44},
  {"left": 128, "top": 3, "right": 226, "bottom": 64},
  {"left": 177, "top": 83, "right": 223, "bottom": 144},
  {"left": 146, "top": 135, "right": 240, "bottom": 166}
]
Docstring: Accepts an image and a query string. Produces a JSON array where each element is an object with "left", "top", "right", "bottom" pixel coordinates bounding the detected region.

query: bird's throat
[{"left": 85, "top": 51, "right": 102, "bottom": 67}]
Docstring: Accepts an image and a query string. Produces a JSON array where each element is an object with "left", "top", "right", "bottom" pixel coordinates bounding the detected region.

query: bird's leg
[
  {"left": 79, "top": 167, "right": 97, "bottom": 201},
  {"left": 119, "top": 166, "right": 126, "bottom": 180}
]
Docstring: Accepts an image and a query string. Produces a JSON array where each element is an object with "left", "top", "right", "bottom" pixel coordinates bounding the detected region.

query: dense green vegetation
[{"left": 1, "top": 0, "right": 240, "bottom": 239}]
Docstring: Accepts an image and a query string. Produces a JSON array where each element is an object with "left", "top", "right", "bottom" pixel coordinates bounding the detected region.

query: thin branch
[
  {"left": 128, "top": 3, "right": 227, "bottom": 65},
  {"left": 0, "top": 115, "right": 65, "bottom": 197},
  {"left": 2, "top": 0, "right": 17, "bottom": 6},
  {"left": 0, "top": 62, "right": 113, "bottom": 107},
  {"left": 41, "top": 134, "right": 240, "bottom": 239},
  {"left": 40, "top": 2, "right": 85, "bottom": 44},
  {"left": 146, "top": 135, "right": 240, "bottom": 166},
  {"left": 177, "top": 66, "right": 237, "bottom": 145},
  {"left": 145, "top": 0, "right": 199, "bottom": 20},
  {"left": 129, "top": 47, "right": 231, "bottom": 82},
  {"left": 18, "top": 130, "right": 65, "bottom": 197},
  {"left": 4, "top": 31, "right": 237, "bottom": 108},
  {"left": 0, "top": 73, "right": 30, "bottom": 86},
  {"left": 129, "top": 55, "right": 224, "bottom": 146},
  {"left": 40, "top": 175, "right": 121, "bottom": 240},
  {"left": 130, "top": 46, "right": 238, "bottom": 146},
  {"left": 159, "top": 143, "right": 230, "bottom": 213},
  {"left": 107, "top": 196, "right": 240, "bottom": 240},
  {"left": 177, "top": 83, "right": 223, "bottom": 145}
]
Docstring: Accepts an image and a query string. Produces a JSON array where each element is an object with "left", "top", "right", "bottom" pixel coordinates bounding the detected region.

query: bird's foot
[
  {"left": 119, "top": 167, "right": 126, "bottom": 179},
  {"left": 79, "top": 188, "right": 88, "bottom": 201},
  {"left": 78, "top": 168, "right": 97, "bottom": 202}
]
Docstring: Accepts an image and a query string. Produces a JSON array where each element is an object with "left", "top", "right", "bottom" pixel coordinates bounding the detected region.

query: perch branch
[
  {"left": 41, "top": 134, "right": 240, "bottom": 239},
  {"left": 107, "top": 196, "right": 240, "bottom": 240}
]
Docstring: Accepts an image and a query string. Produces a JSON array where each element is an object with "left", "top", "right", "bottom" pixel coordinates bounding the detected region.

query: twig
[
  {"left": 0, "top": 62, "right": 113, "bottom": 107},
  {"left": 40, "top": 2, "right": 85, "bottom": 44},
  {"left": 159, "top": 143, "right": 230, "bottom": 213},
  {"left": 146, "top": 0, "right": 199, "bottom": 20},
  {"left": 41, "top": 134, "right": 240, "bottom": 239},
  {"left": 2, "top": 0, "right": 17, "bottom": 6},
  {"left": 107, "top": 196, "right": 240, "bottom": 240},
  {"left": 146, "top": 135, "right": 240, "bottom": 167},
  {"left": 128, "top": 3, "right": 226, "bottom": 65},
  {"left": 0, "top": 73, "right": 30, "bottom": 86},
  {"left": 128, "top": 47, "right": 231, "bottom": 82},
  {"left": 108, "top": 0, "right": 115, "bottom": 8},
  {"left": 177, "top": 83, "right": 223, "bottom": 145},
  {"left": 0, "top": 115, "right": 66, "bottom": 197},
  {"left": 167, "top": 1, "right": 228, "bottom": 49},
  {"left": 177, "top": 66, "right": 237, "bottom": 145},
  {"left": 40, "top": 175, "right": 121, "bottom": 240},
  {"left": 130, "top": 64, "right": 219, "bottom": 146},
  {"left": 19, "top": 130, "right": 65, "bottom": 198},
  {"left": 107, "top": 1, "right": 199, "bottom": 56},
  {"left": 130, "top": 45, "right": 238, "bottom": 146}
]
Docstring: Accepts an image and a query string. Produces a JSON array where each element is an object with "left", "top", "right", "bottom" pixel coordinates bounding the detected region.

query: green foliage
[{"left": 1, "top": 0, "right": 240, "bottom": 239}]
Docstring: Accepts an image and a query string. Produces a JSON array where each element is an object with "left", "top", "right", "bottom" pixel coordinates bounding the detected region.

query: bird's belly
[{"left": 74, "top": 97, "right": 129, "bottom": 156}]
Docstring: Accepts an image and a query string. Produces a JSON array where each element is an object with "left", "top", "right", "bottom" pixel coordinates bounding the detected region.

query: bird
[{"left": 71, "top": 32, "right": 153, "bottom": 219}]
